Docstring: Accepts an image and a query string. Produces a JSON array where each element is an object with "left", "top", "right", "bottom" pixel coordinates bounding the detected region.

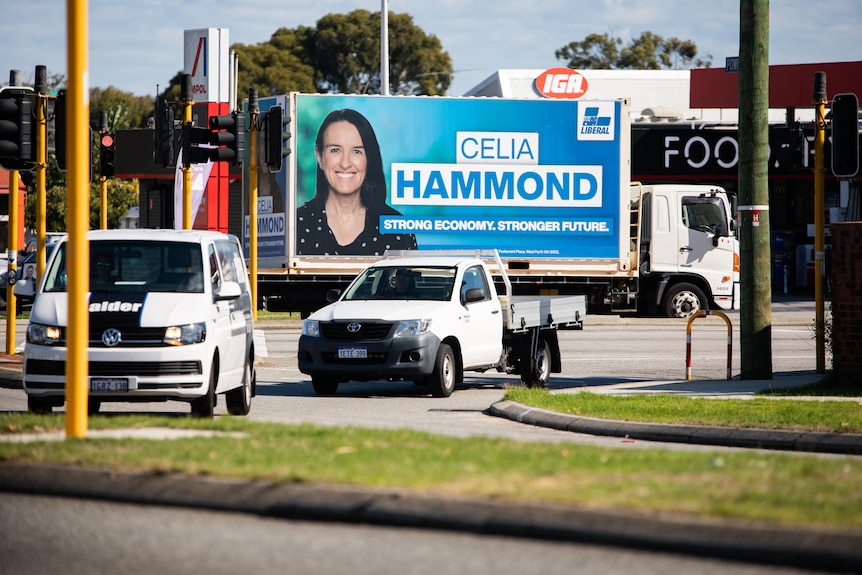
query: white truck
[
  {"left": 298, "top": 250, "right": 586, "bottom": 397},
  {"left": 246, "top": 94, "right": 738, "bottom": 319}
]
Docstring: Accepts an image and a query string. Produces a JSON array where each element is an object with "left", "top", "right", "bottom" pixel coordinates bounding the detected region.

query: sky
[{"left": 2, "top": 0, "right": 860, "bottom": 98}]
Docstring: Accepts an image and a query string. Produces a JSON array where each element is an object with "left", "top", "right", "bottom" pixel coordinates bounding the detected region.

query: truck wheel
[
  {"left": 429, "top": 343, "right": 456, "bottom": 398},
  {"left": 662, "top": 283, "right": 707, "bottom": 319},
  {"left": 521, "top": 339, "right": 551, "bottom": 389},
  {"left": 226, "top": 357, "right": 253, "bottom": 416},
  {"left": 312, "top": 377, "right": 339, "bottom": 395},
  {"left": 191, "top": 362, "right": 217, "bottom": 418}
]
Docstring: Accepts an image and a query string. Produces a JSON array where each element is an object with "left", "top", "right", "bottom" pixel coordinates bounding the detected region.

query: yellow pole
[
  {"left": 5, "top": 170, "right": 18, "bottom": 354},
  {"left": 35, "top": 91, "right": 48, "bottom": 280},
  {"left": 182, "top": 98, "right": 193, "bottom": 230},
  {"left": 100, "top": 176, "right": 107, "bottom": 229},
  {"left": 65, "top": 0, "right": 89, "bottom": 438},
  {"left": 249, "top": 108, "right": 258, "bottom": 321},
  {"left": 813, "top": 75, "right": 827, "bottom": 374}
]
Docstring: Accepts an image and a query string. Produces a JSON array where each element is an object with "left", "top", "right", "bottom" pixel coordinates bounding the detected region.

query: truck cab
[{"left": 637, "top": 184, "right": 740, "bottom": 317}]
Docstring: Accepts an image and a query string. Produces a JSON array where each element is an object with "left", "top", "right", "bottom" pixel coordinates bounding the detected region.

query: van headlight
[
  {"left": 27, "top": 323, "right": 64, "bottom": 346},
  {"left": 393, "top": 319, "right": 431, "bottom": 337},
  {"left": 302, "top": 320, "right": 320, "bottom": 337},
  {"left": 164, "top": 322, "right": 206, "bottom": 345}
]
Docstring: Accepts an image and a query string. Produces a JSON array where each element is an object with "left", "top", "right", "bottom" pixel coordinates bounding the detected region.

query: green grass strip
[{"left": 1, "top": 413, "right": 860, "bottom": 530}]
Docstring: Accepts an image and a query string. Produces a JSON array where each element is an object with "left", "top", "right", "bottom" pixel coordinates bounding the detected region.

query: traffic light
[
  {"left": 153, "top": 98, "right": 175, "bottom": 167},
  {"left": 185, "top": 111, "right": 245, "bottom": 165},
  {"left": 0, "top": 86, "right": 36, "bottom": 170},
  {"left": 54, "top": 89, "right": 66, "bottom": 169},
  {"left": 99, "top": 131, "right": 116, "bottom": 177},
  {"left": 831, "top": 92, "right": 860, "bottom": 178},
  {"left": 264, "top": 105, "right": 291, "bottom": 173},
  {"left": 209, "top": 112, "right": 244, "bottom": 164}
]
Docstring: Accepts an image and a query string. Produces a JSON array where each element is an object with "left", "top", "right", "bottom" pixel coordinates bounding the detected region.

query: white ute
[{"left": 298, "top": 250, "right": 586, "bottom": 397}]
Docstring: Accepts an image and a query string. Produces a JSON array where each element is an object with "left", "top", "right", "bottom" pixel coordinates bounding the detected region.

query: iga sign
[{"left": 535, "top": 68, "right": 589, "bottom": 99}]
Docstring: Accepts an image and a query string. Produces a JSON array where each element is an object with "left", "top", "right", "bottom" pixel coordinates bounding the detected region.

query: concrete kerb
[
  {"left": 486, "top": 400, "right": 862, "bottom": 456},
  {"left": 0, "top": 461, "right": 860, "bottom": 573}
]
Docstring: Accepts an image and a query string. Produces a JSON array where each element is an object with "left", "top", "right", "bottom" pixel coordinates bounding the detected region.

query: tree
[
  {"left": 90, "top": 86, "right": 154, "bottom": 129},
  {"left": 556, "top": 31, "right": 712, "bottom": 70},
  {"left": 304, "top": 10, "right": 451, "bottom": 95},
  {"left": 233, "top": 29, "right": 317, "bottom": 100}
]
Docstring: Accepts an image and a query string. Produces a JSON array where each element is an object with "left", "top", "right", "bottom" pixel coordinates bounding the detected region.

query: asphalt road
[
  {"left": 0, "top": 300, "right": 825, "bottom": 451},
  {"left": 2, "top": 491, "right": 833, "bottom": 575}
]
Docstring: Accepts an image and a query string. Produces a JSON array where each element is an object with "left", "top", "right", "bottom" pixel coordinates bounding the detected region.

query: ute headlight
[
  {"left": 302, "top": 320, "right": 320, "bottom": 337},
  {"left": 27, "top": 323, "right": 63, "bottom": 346},
  {"left": 164, "top": 322, "right": 206, "bottom": 345},
  {"left": 393, "top": 319, "right": 431, "bottom": 337}
]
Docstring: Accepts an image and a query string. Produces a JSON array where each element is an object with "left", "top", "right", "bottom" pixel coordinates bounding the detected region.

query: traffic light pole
[
  {"left": 181, "top": 76, "right": 193, "bottom": 230},
  {"left": 35, "top": 66, "right": 48, "bottom": 280},
  {"left": 813, "top": 73, "right": 827, "bottom": 373},
  {"left": 98, "top": 112, "right": 108, "bottom": 229},
  {"left": 248, "top": 89, "right": 259, "bottom": 320},
  {"left": 65, "top": 0, "right": 90, "bottom": 439},
  {"left": 4, "top": 169, "right": 18, "bottom": 355}
]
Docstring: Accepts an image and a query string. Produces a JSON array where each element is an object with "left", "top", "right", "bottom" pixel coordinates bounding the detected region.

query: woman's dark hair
[{"left": 313, "top": 108, "right": 387, "bottom": 210}]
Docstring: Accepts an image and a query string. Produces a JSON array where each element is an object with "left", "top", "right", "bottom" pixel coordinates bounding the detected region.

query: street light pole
[{"left": 381, "top": 0, "right": 389, "bottom": 95}]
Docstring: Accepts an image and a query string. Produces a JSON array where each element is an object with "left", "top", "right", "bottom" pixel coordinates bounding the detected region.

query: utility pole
[{"left": 738, "top": 0, "right": 773, "bottom": 379}]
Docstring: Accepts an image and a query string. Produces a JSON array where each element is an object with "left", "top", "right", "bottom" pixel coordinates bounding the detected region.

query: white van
[{"left": 23, "top": 229, "right": 255, "bottom": 418}]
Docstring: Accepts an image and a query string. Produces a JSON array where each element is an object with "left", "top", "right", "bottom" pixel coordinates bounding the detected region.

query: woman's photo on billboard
[{"left": 296, "top": 108, "right": 416, "bottom": 255}]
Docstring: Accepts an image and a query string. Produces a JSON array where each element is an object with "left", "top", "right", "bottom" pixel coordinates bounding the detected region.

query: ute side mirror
[{"left": 462, "top": 287, "right": 485, "bottom": 304}]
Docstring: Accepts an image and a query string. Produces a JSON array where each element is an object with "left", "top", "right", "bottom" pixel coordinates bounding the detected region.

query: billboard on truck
[{"left": 251, "top": 94, "right": 630, "bottom": 264}]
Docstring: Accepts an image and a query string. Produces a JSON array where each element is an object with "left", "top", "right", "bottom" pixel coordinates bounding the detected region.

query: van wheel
[
  {"left": 662, "top": 283, "right": 707, "bottom": 318},
  {"left": 428, "top": 343, "right": 456, "bottom": 398},
  {"left": 226, "top": 358, "right": 253, "bottom": 416},
  {"left": 521, "top": 339, "right": 550, "bottom": 389},
  {"left": 312, "top": 377, "right": 339, "bottom": 395},
  {"left": 27, "top": 396, "right": 53, "bottom": 415},
  {"left": 191, "top": 363, "right": 217, "bottom": 418}
]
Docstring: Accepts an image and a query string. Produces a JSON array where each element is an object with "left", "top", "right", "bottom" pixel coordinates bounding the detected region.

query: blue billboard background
[{"left": 294, "top": 95, "right": 625, "bottom": 259}]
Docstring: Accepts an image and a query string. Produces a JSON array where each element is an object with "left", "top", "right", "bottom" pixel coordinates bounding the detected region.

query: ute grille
[{"left": 320, "top": 322, "right": 393, "bottom": 341}]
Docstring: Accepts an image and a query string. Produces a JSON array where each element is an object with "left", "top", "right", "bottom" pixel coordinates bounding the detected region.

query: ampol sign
[{"left": 535, "top": 68, "right": 589, "bottom": 99}]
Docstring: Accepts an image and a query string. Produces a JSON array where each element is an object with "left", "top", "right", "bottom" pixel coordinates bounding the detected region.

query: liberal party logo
[{"left": 577, "top": 103, "right": 615, "bottom": 141}]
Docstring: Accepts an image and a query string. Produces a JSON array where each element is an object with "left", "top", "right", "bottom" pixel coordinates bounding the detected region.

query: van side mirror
[{"left": 216, "top": 280, "right": 242, "bottom": 300}]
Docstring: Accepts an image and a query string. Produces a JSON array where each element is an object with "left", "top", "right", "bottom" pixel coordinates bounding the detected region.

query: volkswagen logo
[
  {"left": 346, "top": 322, "right": 362, "bottom": 333},
  {"left": 101, "top": 328, "right": 122, "bottom": 347}
]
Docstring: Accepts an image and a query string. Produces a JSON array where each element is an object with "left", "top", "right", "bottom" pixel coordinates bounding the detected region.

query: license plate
[
  {"left": 338, "top": 347, "right": 367, "bottom": 359},
  {"left": 90, "top": 378, "right": 129, "bottom": 392}
]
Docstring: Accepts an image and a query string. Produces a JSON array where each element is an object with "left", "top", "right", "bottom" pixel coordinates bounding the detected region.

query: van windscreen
[{"left": 45, "top": 241, "right": 205, "bottom": 294}]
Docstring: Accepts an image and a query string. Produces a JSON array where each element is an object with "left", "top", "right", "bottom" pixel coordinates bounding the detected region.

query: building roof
[
  {"left": 462, "top": 68, "right": 811, "bottom": 124},
  {"left": 0, "top": 167, "right": 28, "bottom": 194}
]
